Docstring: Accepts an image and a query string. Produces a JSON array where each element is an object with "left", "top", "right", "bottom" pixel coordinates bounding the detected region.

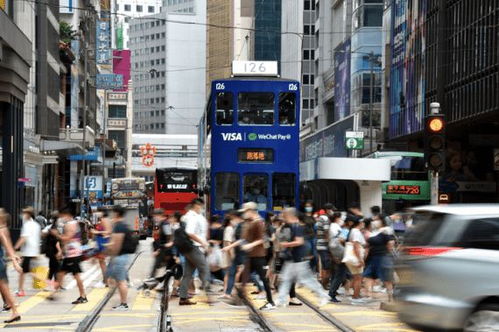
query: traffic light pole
[{"left": 431, "top": 171, "right": 439, "bottom": 205}]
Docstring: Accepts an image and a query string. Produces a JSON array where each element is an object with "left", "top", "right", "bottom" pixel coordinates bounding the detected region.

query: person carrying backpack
[
  {"left": 105, "top": 206, "right": 137, "bottom": 311},
  {"left": 177, "top": 198, "right": 212, "bottom": 306}
]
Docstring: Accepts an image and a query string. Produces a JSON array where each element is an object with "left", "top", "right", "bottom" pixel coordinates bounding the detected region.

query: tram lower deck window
[
  {"left": 272, "top": 173, "right": 295, "bottom": 211},
  {"left": 238, "top": 92, "right": 274, "bottom": 125},
  {"left": 243, "top": 174, "right": 268, "bottom": 211},
  {"left": 215, "top": 173, "right": 239, "bottom": 211}
]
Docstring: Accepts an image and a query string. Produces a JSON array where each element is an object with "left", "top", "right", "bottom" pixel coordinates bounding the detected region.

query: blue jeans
[
  {"left": 225, "top": 261, "right": 238, "bottom": 296},
  {"left": 329, "top": 263, "right": 347, "bottom": 298}
]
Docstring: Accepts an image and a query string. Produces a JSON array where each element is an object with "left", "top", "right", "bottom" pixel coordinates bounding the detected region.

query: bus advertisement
[
  {"left": 154, "top": 168, "right": 198, "bottom": 215},
  {"left": 199, "top": 67, "right": 300, "bottom": 216},
  {"left": 111, "top": 177, "right": 146, "bottom": 232}
]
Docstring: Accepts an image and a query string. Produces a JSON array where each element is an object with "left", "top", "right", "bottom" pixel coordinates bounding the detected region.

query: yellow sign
[{"left": 1, "top": 0, "right": 6, "bottom": 11}]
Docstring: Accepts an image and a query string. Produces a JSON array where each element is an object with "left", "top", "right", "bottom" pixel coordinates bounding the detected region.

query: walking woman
[
  {"left": 344, "top": 218, "right": 366, "bottom": 304},
  {"left": 0, "top": 209, "right": 22, "bottom": 323}
]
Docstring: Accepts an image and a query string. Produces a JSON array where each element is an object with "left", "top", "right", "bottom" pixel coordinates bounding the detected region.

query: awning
[
  {"left": 301, "top": 157, "right": 391, "bottom": 182},
  {"left": 40, "top": 140, "right": 84, "bottom": 155}
]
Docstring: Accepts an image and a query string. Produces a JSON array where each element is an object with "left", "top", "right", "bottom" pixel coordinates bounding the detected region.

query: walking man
[
  {"left": 277, "top": 208, "right": 329, "bottom": 307},
  {"left": 50, "top": 207, "right": 87, "bottom": 304},
  {"left": 240, "top": 202, "right": 276, "bottom": 310},
  {"left": 178, "top": 198, "right": 211, "bottom": 305},
  {"left": 106, "top": 206, "right": 136, "bottom": 311},
  {"left": 14, "top": 207, "right": 41, "bottom": 297}
]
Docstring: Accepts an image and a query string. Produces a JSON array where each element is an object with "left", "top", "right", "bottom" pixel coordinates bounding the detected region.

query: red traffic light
[{"left": 427, "top": 117, "right": 445, "bottom": 133}]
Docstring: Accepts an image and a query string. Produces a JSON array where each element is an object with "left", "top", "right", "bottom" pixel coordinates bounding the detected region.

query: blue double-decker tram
[{"left": 198, "top": 61, "right": 300, "bottom": 216}]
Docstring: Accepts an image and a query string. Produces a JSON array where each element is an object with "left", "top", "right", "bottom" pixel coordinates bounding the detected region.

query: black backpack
[
  {"left": 121, "top": 224, "right": 139, "bottom": 254},
  {"left": 174, "top": 222, "right": 194, "bottom": 254}
]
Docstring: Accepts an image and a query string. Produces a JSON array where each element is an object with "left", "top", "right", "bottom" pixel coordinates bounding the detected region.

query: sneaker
[
  {"left": 72, "top": 297, "right": 88, "bottom": 304},
  {"left": 112, "top": 303, "right": 129, "bottom": 311},
  {"left": 259, "top": 302, "right": 276, "bottom": 311},
  {"left": 255, "top": 294, "right": 267, "bottom": 300},
  {"left": 179, "top": 298, "right": 197, "bottom": 306},
  {"left": 351, "top": 298, "right": 366, "bottom": 305},
  {"left": 15, "top": 291, "right": 25, "bottom": 297},
  {"left": 329, "top": 296, "right": 341, "bottom": 303},
  {"left": 94, "top": 281, "right": 106, "bottom": 288},
  {"left": 373, "top": 285, "right": 385, "bottom": 293},
  {"left": 288, "top": 300, "right": 302, "bottom": 306}
]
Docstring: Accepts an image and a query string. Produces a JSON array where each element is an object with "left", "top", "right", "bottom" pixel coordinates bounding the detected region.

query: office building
[{"left": 130, "top": 0, "right": 206, "bottom": 134}]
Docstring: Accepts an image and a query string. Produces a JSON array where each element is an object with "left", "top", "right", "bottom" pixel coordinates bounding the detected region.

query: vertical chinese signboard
[{"left": 96, "top": 0, "right": 111, "bottom": 65}]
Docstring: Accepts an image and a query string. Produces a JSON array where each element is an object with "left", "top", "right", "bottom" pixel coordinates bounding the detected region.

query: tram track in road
[
  {"left": 296, "top": 294, "right": 355, "bottom": 332},
  {"left": 75, "top": 251, "right": 143, "bottom": 332},
  {"left": 236, "top": 288, "right": 275, "bottom": 332}
]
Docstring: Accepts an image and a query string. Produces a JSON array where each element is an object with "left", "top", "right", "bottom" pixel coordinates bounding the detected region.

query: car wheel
[{"left": 464, "top": 304, "right": 499, "bottom": 332}]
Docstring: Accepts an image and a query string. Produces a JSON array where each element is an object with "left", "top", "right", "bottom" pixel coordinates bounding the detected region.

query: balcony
[{"left": 59, "top": 126, "right": 95, "bottom": 148}]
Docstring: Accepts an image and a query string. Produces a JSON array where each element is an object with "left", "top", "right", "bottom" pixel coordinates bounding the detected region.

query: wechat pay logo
[{"left": 248, "top": 133, "right": 257, "bottom": 141}]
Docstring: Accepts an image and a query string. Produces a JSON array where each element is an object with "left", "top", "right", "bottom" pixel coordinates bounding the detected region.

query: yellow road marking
[
  {"left": 16, "top": 291, "right": 52, "bottom": 314},
  {"left": 101, "top": 312, "right": 156, "bottom": 318},
  {"left": 72, "top": 288, "right": 109, "bottom": 312},
  {"left": 170, "top": 311, "right": 247, "bottom": 316},
  {"left": 356, "top": 322, "right": 416, "bottom": 331},
  {"left": 93, "top": 324, "right": 154, "bottom": 331},
  {"left": 172, "top": 318, "right": 250, "bottom": 324},
  {"left": 131, "top": 290, "right": 156, "bottom": 311},
  {"left": 334, "top": 311, "right": 396, "bottom": 317},
  {"left": 274, "top": 321, "right": 339, "bottom": 329}
]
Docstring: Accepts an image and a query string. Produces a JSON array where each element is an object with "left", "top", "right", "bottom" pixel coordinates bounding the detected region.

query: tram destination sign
[{"left": 232, "top": 61, "right": 278, "bottom": 77}]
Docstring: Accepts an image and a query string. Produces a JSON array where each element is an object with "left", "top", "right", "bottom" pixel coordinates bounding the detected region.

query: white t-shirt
[
  {"left": 328, "top": 223, "right": 342, "bottom": 249},
  {"left": 184, "top": 210, "right": 208, "bottom": 248},
  {"left": 349, "top": 228, "right": 366, "bottom": 246},
  {"left": 223, "top": 225, "right": 235, "bottom": 243},
  {"left": 21, "top": 219, "right": 41, "bottom": 257}
]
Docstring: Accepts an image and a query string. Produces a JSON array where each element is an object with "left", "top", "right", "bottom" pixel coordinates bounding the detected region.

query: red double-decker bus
[{"left": 154, "top": 168, "right": 198, "bottom": 215}]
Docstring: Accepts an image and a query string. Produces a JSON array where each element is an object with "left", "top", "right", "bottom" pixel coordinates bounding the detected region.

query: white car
[{"left": 396, "top": 204, "right": 499, "bottom": 331}]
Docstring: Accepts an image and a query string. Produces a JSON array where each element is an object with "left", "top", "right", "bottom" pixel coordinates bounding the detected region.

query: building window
[
  {"left": 161, "top": 123, "right": 165, "bottom": 128},
  {"left": 148, "top": 5, "right": 154, "bottom": 12},
  {"left": 303, "top": 99, "right": 309, "bottom": 109},
  {"left": 161, "top": 84, "right": 165, "bottom": 90},
  {"left": 161, "top": 45, "right": 165, "bottom": 51},
  {"left": 304, "top": 50, "right": 310, "bottom": 60},
  {"left": 304, "top": 24, "right": 314, "bottom": 35},
  {"left": 311, "top": 49, "right": 315, "bottom": 60},
  {"left": 302, "top": 74, "right": 310, "bottom": 85},
  {"left": 150, "top": 98, "right": 154, "bottom": 104},
  {"left": 151, "top": 47, "right": 154, "bottom": 53},
  {"left": 124, "top": 4, "right": 131, "bottom": 11},
  {"left": 161, "top": 58, "right": 165, "bottom": 64},
  {"left": 108, "top": 105, "right": 127, "bottom": 118},
  {"left": 156, "top": 110, "right": 160, "bottom": 116},
  {"left": 136, "top": 5, "right": 142, "bottom": 11},
  {"left": 161, "top": 109, "right": 165, "bottom": 116},
  {"left": 150, "top": 111, "right": 154, "bottom": 117}
]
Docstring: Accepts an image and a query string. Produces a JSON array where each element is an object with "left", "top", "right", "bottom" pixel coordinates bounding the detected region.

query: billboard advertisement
[
  {"left": 334, "top": 39, "right": 351, "bottom": 120},
  {"left": 113, "top": 50, "right": 131, "bottom": 91},
  {"left": 300, "top": 115, "right": 355, "bottom": 162},
  {"left": 389, "top": 0, "right": 426, "bottom": 139}
]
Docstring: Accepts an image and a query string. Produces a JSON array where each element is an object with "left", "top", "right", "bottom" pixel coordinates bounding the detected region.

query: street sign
[{"left": 345, "top": 131, "right": 364, "bottom": 150}]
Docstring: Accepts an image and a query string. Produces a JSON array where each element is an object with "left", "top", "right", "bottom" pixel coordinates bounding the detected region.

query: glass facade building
[{"left": 254, "top": 0, "right": 281, "bottom": 61}]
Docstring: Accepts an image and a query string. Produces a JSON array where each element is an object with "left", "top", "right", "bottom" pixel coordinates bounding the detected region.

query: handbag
[{"left": 341, "top": 242, "right": 359, "bottom": 265}]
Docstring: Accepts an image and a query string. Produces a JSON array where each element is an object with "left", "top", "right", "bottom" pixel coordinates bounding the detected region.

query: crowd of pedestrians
[
  {"left": 145, "top": 198, "right": 404, "bottom": 311},
  {"left": 0, "top": 197, "right": 407, "bottom": 324},
  {"left": 0, "top": 204, "right": 140, "bottom": 324}
]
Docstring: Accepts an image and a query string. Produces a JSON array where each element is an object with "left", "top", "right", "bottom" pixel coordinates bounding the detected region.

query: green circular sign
[
  {"left": 346, "top": 138, "right": 358, "bottom": 149},
  {"left": 248, "top": 133, "right": 257, "bottom": 141}
]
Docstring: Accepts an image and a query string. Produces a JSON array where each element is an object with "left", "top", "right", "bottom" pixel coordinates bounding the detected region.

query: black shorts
[
  {"left": 61, "top": 257, "right": 82, "bottom": 275},
  {"left": 22, "top": 257, "right": 35, "bottom": 273}
]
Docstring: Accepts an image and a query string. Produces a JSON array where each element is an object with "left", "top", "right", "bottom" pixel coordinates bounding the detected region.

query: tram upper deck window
[
  {"left": 279, "top": 93, "right": 296, "bottom": 125},
  {"left": 272, "top": 173, "right": 295, "bottom": 211},
  {"left": 215, "top": 173, "right": 239, "bottom": 211},
  {"left": 243, "top": 174, "right": 268, "bottom": 211},
  {"left": 238, "top": 93, "right": 274, "bottom": 125},
  {"left": 216, "top": 92, "right": 233, "bottom": 125}
]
